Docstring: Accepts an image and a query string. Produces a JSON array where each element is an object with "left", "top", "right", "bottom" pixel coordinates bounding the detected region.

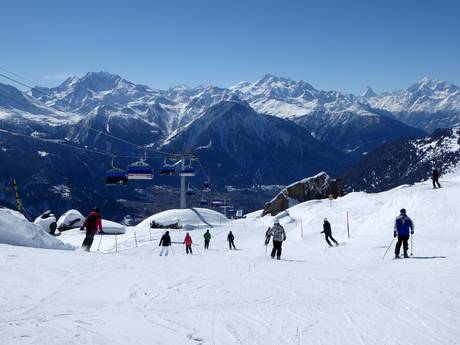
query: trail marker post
[{"left": 346, "top": 211, "right": 350, "bottom": 239}]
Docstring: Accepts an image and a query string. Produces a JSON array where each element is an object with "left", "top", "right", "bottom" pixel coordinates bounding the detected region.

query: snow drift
[
  {"left": 136, "top": 207, "right": 228, "bottom": 230},
  {"left": 0, "top": 208, "right": 74, "bottom": 250}
]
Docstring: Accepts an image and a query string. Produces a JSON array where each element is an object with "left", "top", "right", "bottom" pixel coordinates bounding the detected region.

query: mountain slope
[
  {"left": 2, "top": 168, "right": 459, "bottom": 345},
  {"left": 161, "top": 100, "right": 351, "bottom": 186},
  {"left": 343, "top": 126, "right": 460, "bottom": 192}
]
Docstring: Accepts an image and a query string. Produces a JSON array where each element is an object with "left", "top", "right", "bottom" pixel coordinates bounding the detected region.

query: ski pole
[
  {"left": 382, "top": 237, "right": 395, "bottom": 260},
  {"left": 410, "top": 234, "right": 413, "bottom": 256},
  {"left": 97, "top": 234, "right": 103, "bottom": 251}
]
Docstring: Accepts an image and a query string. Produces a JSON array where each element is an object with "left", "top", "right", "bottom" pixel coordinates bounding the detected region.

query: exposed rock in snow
[
  {"left": 362, "top": 86, "right": 377, "bottom": 98},
  {"left": 262, "top": 172, "right": 343, "bottom": 216}
]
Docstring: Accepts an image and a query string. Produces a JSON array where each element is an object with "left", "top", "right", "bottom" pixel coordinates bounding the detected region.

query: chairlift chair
[
  {"left": 202, "top": 181, "right": 211, "bottom": 192},
  {"left": 180, "top": 167, "right": 196, "bottom": 177},
  {"left": 186, "top": 184, "right": 196, "bottom": 196},
  {"left": 127, "top": 160, "right": 154, "bottom": 180},
  {"left": 211, "top": 199, "right": 224, "bottom": 207},
  {"left": 159, "top": 165, "right": 176, "bottom": 176},
  {"left": 106, "top": 169, "right": 128, "bottom": 185}
]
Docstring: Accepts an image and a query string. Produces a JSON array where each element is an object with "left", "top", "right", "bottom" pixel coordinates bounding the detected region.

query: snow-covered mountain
[
  {"left": 0, "top": 82, "right": 81, "bottom": 135},
  {"left": 26, "top": 72, "right": 438, "bottom": 156},
  {"left": 161, "top": 99, "right": 351, "bottom": 186},
  {"left": 344, "top": 126, "right": 460, "bottom": 192},
  {"left": 367, "top": 77, "right": 460, "bottom": 131}
]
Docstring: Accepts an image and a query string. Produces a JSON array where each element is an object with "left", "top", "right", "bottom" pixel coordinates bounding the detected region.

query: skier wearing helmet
[{"left": 266, "top": 220, "right": 286, "bottom": 260}]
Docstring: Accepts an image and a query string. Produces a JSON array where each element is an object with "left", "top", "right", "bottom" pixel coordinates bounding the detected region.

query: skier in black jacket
[
  {"left": 159, "top": 231, "right": 171, "bottom": 256},
  {"left": 322, "top": 218, "right": 339, "bottom": 247},
  {"left": 227, "top": 231, "right": 236, "bottom": 250},
  {"left": 432, "top": 169, "right": 441, "bottom": 189}
]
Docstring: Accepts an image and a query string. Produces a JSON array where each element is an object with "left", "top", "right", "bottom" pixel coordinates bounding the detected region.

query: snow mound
[
  {"left": 136, "top": 207, "right": 228, "bottom": 230},
  {"left": 0, "top": 208, "right": 74, "bottom": 250},
  {"left": 102, "top": 219, "right": 126, "bottom": 234},
  {"left": 57, "top": 209, "right": 85, "bottom": 230}
]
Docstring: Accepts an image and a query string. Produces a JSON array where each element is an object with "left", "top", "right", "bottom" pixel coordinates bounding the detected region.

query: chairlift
[
  {"left": 106, "top": 169, "right": 128, "bottom": 185},
  {"left": 159, "top": 158, "right": 176, "bottom": 176},
  {"left": 127, "top": 160, "right": 154, "bottom": 180},
  {"left": 106, "top": 156, "right": 128, "bottom": 185},
  {"left": 202, "top": 181, "right": 211, "bottom": 192},
  {"left": 200, "top": 199, "right": 209, "bottom": 206},
  {"left": 186, "top": 184, "right": 196, "bottom": 196},
  {"left": 160, "top": 165, "right": 176, "bottom": 176},
  {"left": 211, "top": 199, "right": 224, "bottom": 207},
  {"left": 180, "top": 166, "right": 196, "bottom": 177}
]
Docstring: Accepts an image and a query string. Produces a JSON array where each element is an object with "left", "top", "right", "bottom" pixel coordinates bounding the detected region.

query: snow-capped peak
[{"left": 362, "top": 86, "right": 377, "bottom": 98}]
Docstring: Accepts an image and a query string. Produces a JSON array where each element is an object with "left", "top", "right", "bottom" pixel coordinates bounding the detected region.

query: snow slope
[
  {"left": 0, "top": 208, "right": 74, "bottom": 250},
  {"left": 1, "top": 172, "right": 459, "bottom": 344}
]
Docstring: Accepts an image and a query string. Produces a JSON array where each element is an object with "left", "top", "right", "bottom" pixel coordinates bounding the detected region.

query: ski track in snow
[{"left": 1, "top": 175, "right": 460, "bottom": 344}]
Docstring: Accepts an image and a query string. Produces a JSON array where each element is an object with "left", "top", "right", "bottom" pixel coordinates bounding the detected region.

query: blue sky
[{"left": 1, "top": 0, "right": 459, "bottom": 94}]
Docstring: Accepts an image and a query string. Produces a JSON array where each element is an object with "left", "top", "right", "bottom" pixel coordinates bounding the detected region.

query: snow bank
[
  {"left": 136, "top": 207, "right": 228, "bottom": 230},
  {"left": 102, "top": 219, "right": 126, "bottom": 234},
  {"left": 0, "top": 208, "right": 74, "bottom": 250}
]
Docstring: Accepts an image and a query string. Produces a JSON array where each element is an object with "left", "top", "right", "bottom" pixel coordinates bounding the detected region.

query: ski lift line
[
  {"left": 0, "top": 128, "right": 165, "bottom": 160},
  {"left": 0, "top": 72, "right": 35, "bottom": 92},
  {"left": 78, "top": 122, "right": 174, "bottom": 157},
  {"left": 0, "top": 67, "right": 41, "bottom": 88},
  {"left": 0, "top": 68, "right": 193, "bottom": 159},
  {"left": 0, "top": 68, "right": 174, "bottom": 157}
]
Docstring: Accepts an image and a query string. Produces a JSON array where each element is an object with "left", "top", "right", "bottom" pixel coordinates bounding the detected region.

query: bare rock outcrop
[{"left": 262, "top": 172, "right": 343, "bottom": 216}]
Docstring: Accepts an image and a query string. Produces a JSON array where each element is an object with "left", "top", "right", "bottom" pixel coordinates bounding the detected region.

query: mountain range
[{"left": 1, "top": 71, "right": 460, "bottom": 219}]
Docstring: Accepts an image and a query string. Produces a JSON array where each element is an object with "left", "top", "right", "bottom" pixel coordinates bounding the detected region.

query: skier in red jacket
[
  {"left": 183, "top": 232, "right": 193, "bottom": 254},
  {"left": 81, "top": 207, "right": 103, "bottom": 252}
]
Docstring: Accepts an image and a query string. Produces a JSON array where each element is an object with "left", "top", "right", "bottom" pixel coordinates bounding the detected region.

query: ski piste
[{"left": 1, "top": 169, "right": 460, "bottom": 344}]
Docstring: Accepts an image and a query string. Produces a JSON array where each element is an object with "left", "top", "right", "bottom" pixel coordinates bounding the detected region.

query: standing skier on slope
[
  {"left": 183, "top": 232, "right": 193, "bottom": 254},
  {"left": 393, "top": 209, "right": 414, "bottom": 258},
  {"left": 266, "top": 220, "right": 286, "bottom": 260},
  {"left": 321, "top": 218, "right": 339, "bottom": 247},
  {"left": 159, "top": 231, "right": 172, "bottom": 256},
  {"left": 80, "top": 207, "right": 103, "bottom": 252},
  {"left": 432, "top": 169, "right": 441, "bottom": 189},
  {"left": 227, "top": 231, "right": 236, "bottom": 250},
  {"left": 203, "top": 229, "right": 211, "bottom": 250}
]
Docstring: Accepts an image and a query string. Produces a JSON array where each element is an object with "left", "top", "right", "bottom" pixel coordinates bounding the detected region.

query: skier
[
  {"left": 203, "top": 229, "right": 211, "bottom": 250},
  {"left": 80, "top": 207, "right": 103, "bottom": 252},
  {"left": 159, "top": 231, "right": 172, "bottom": 256},
  {"left": 227, "top": 231, "right": 236, "bottom": 250},
  {"left": 266, "top": 220, "right": 286, "bottom": 260},
  {"left": 432, "top": 169, "right": 441, "bottom": 189},
  {"left": 183, "top": 232, "right": 193, "bottom": 254},
  {"left": 393, "top": 208, "right": 414, "bottom": 258},
  {"left": 321, "top": 218, "right": 339, "bottom": 247}
]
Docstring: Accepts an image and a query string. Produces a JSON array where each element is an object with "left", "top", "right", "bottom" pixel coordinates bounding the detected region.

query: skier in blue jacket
[{"left": 393, "top": 208, "right": 414, "bottom": 258}]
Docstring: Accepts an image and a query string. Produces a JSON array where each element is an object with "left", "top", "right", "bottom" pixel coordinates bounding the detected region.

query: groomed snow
[{"left": 1, "top": 172, "right": 460, "bottom": 344}]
